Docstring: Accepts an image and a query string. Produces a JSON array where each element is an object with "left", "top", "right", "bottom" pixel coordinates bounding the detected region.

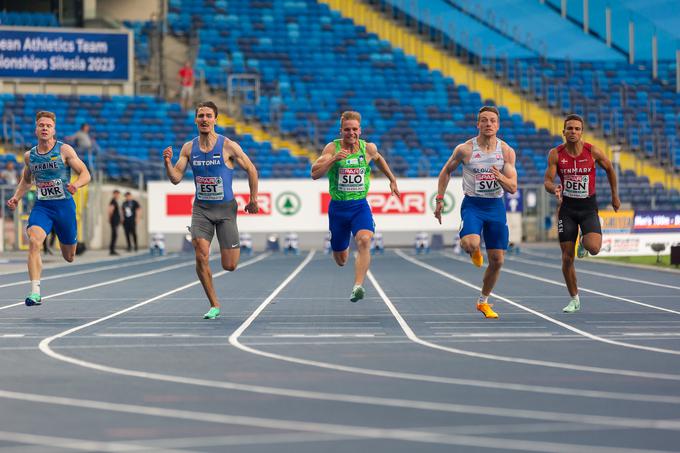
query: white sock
[
  {"left": 31, "top": 280, "right": 41, "bottom": 296},
  {"left": 478, "top": 294, "right": 488, "bottom": 304}
]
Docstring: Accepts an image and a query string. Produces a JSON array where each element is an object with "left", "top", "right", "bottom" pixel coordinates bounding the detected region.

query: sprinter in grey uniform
[{"left": 163, "top": 101, "right": 259, "bottom": 319}]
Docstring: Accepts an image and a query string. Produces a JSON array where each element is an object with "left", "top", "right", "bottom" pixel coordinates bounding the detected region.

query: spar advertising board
[
  {"left": 148, "top": 178, "right": 464, "bottom": 233},
  {"left": 0, "top": 26, "right": 132, "bottom": 81}
]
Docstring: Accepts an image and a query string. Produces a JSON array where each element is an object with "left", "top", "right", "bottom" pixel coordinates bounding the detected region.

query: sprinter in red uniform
[{"left": 544, "top": 114, "right": 620, "bottom": 313}]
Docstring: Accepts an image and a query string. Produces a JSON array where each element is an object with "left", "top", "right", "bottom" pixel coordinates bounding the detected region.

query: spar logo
[
  {"left": 320, "top": 192, "right": 426, "bottom": 214},
  {"left": 429, "top": 192, "right": 455, "bottom": 214},
  {"left": 166, "top": 193, "right": 272, "bottom": 215},
  {"left": 275, "top": 192, "right": 301, "bottom": 216}
]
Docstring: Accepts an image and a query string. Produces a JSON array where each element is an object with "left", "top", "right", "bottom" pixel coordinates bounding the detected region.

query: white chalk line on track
[
  {"left": 504, "top": 255, "right": 680, "bottom": 290},
  {"left": 1, "top": 390, "right": 676, "bottom": 453},
  {"left": 519, "top": 249, "right": 680, "bottom": 275},
  {"left": 26, "top": 247, "right": 680, "bottom": 434},
  {"left": 0, "top": 429, "right": 193, "bottom": 453},
  {"left": 444, "top": 252, "right": 680, "bottom": 315},
  {"left": 0, "top": 254, "right": 180, "bottom": 289},
  {"left": 400, "top": 250, "right": 680, "bottom": 356},
  {"left": 224, "top": 252, "right": 680, "bottom": 403},
  {"left": 0, "top": 253, "right": 229, "bottom": 311}
]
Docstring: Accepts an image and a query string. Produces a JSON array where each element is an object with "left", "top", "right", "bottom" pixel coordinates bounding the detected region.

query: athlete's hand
[
  {"left": 554, "top": 184, "right": 562, "bottom": 204},
  {"left": 434, "top": 201, "right": 443, "bottom": 224},
  {"left": 162, "top": 146, "right": 173, "bottom": 163},
  {"left": 389, "top": 180, "right": 400, "bottom": 198},
  {"left": 66, "top": 183, "right": 78, "bottom": 195},
  {"left": 611, "top": 195, "right": 621, "bottom": 212},
  {"left": 245, "top": 198, "right": 259, "bottom": 214},
  {"left": 490, "top": 167, "right": 504, "bottom": 183},
  {"left": 334, "top": 149, "right": 350, "bottom": 162},
  {"left": 6, "top": 196, "right": 18, "bottom": 211}
]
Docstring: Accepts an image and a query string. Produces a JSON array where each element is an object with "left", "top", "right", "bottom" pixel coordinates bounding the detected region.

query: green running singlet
[{"left": 328, "top": 139, "right": 371, "bottom": 201}]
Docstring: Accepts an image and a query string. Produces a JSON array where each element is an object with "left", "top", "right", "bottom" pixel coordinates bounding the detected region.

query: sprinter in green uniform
[{"left": 311, "top": 111, "right": 399, "bottom": 302}]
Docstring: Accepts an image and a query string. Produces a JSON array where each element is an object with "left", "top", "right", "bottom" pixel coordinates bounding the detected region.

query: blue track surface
[{"left": 0, "top": 247, "right": 679, "bottom": 452}]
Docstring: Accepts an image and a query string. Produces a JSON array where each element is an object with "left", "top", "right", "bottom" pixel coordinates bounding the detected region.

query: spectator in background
[
  {"left": 108, "top": 190, "right": 121, "bottom": 255},
  {"left": 122, "top": 191, "right": 141, "bottom": 252},
  {"left": 67, "top": 123, "right": 99, "bottom": 169},
  {"left": 1, "top": 161, "right": 18, "bottom": 186},
  {"left": 178, "top": 61, "right": 195, "bottom": 112}
]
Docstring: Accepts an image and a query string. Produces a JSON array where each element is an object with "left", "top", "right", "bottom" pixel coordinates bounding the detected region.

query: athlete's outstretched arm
[
  {"left": 434, "top": 145, "right": 465, "bottom": 224},
  {"left": 491, "top": 145, "right": 517, "bottom": 194},
  {"left": 62, "top": 144, "right": 91, "bottom": 193},
  {"left": 311, "top": 143, "right": 344, "bottom": 180},
  {"left": 6, "top": 151, "right": 33, "bottom": 211},
  {"left": 228, "top": 140, "right": 259, "bottom": 214},
  {"left": 163, "top": 142, "right": 189, "bottom": 185},
  {"left": 592, "top": 146, "right": 620, "bottom": 211},
  {"left": 365, "top": 143, "right": 399, "bottom": 197}
]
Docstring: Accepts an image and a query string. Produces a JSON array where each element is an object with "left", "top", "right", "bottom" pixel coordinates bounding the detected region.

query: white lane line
[
  {"left": 0, "top": 253, "right": 231, "bottom": 312},
  {"left": 394, "top": 250, "right": 680, "bottom": 371},
  {"left": 95, "top": 334, "right": 209, "bottom": 338},
  {"left": 0, "top": 255, "right": 178, "bottom": 289},
  {"left": 440, "top": 333, "right": 554, "bottom": 338},
  {"left": 624, "top": 333, "right": 680, "bottom": 337},
  {"left": 0, "top": 430, "right": 191, "bottom": 452},
  {"left": 463, "top": 255, "right": 680, "bottom": 315},
  {"left": 272, "top": 334, "right": 377, "bottom": 338},
  {"left": 1, "top": 392, "right": 676, "bottom": 453},
  {"left": 121, "top": 432, "right": 351, "bottom": 449},
  {"left": 229, "top": 251, "right": 316, "bottom": 340},
  {"left": 0, "top": 334, "right": 25, "bottom": 338},
  {"left": 415, "top": 251, "right": 680, "bottom": 354},
  {"left": 223, "top": 255, "right": 680, "bottom": 404},
  {"left": 505, "top": 255, "right": 680, "bottom": 290},
  {"left": 30, "top": 250, "right": 680, "bottom": 428}
]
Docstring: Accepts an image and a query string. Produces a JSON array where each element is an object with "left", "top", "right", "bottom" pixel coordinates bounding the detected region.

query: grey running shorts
[{"left": 191, "top": 199, "right": 240, "bottom": 249}]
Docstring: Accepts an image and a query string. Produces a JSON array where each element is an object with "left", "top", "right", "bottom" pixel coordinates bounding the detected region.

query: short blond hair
[
  {"left": 340, "top": 111, "right": 361, "bottom": 126},
  {"left": 35, "top": 111, "right": 56, "bottom": 123}
]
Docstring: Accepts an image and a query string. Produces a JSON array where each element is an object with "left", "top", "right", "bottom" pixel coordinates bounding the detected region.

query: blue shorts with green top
[{"left": 328, "top": 199, "right": 375, "bottom": 252}]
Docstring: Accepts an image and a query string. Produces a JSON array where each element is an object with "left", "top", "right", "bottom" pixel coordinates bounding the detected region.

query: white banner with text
[{"left": 148, "top": 178, "right": 464, "bottom": 233}]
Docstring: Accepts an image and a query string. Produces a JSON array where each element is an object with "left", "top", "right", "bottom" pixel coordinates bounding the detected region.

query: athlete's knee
[
  {"left": 28, "top": 234, "right": 43, "bottom": 250},
  {"left": 561, "top": 253, "right": 575, "bottom": 267},
  {"left": 488, "top": 253, "right": 504, "bottom": 268},
  {"left": 221, "top": 262, "right": 237, "bottom": 272},
  {"left": 62, "top": 253, "right": 74, "bottom": 263},
  {"left": 460, "top": 235, "right": 478, "bottom": 247},
  {"left": 333, "top": 251, "right": 348, "bottom": 266},
  {"left": 354, "top": 234, "right": 371, "bottom": 250},
  {"left": 586, "top": 244, "right": 600, "bottom": 255}
]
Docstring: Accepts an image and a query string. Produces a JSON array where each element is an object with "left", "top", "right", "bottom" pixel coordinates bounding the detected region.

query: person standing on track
[
  {"left": 163, "top": 101, "right": 259, "bottom": 319},
  {"left": 544, "top": 114, "right": 620, "bottom": 313},
  {"left": 434, "top": 106, "right": 517, "bottom": 319},
  {"left": 311, "top": 111, "right": 400, "bottom": 302},
  {"left": 6, "top": 111, "right": 91, "bottom": 306}
]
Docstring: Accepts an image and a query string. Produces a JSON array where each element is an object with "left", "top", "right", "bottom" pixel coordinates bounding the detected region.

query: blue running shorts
[
  {"left": 328, "top": 199, "right": 375, "bottom": 252},
  {"left": 459, "top": 196, "right": 508, "bottom": 250},
  {"left": 28, "top": 198, "right": 78, "bottom": 245}
]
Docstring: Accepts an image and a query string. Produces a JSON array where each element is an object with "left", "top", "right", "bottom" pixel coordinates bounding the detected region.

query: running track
[{"left": 0, "top": 247, "right": 679, "bottom": 452}]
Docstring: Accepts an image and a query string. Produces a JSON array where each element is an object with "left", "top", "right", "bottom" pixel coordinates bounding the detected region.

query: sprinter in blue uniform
[
  {"left": 434, "top": 106, "right": 517, "bottom": 319},
  {"left": 7, "top": 111, "right": 91, "bottom": 306},
  {"left": 163, "top": 101, "right": 259, "bottom": 319}
]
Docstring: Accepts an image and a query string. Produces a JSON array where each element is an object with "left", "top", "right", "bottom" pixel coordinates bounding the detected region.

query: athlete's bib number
[
  {"left": 338, "top": 167, "right": 365, "bottom": 192},
  {"left": 474, "top": 172, "right": 502, "bottom": 197},
  {"left": 196, "top": 176, "right": 224, "bottom": 200},
  {"left": 563, "top": 175, "right": 589, "bottom": 198},
  {"left": 36, "top": 179, "right": 66, "bottom": 200}
]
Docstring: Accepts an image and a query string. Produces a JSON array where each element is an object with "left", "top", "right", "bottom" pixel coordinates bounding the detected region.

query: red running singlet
[{"left": 556, "top": 142, "right": 597, "bottom": 199}]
